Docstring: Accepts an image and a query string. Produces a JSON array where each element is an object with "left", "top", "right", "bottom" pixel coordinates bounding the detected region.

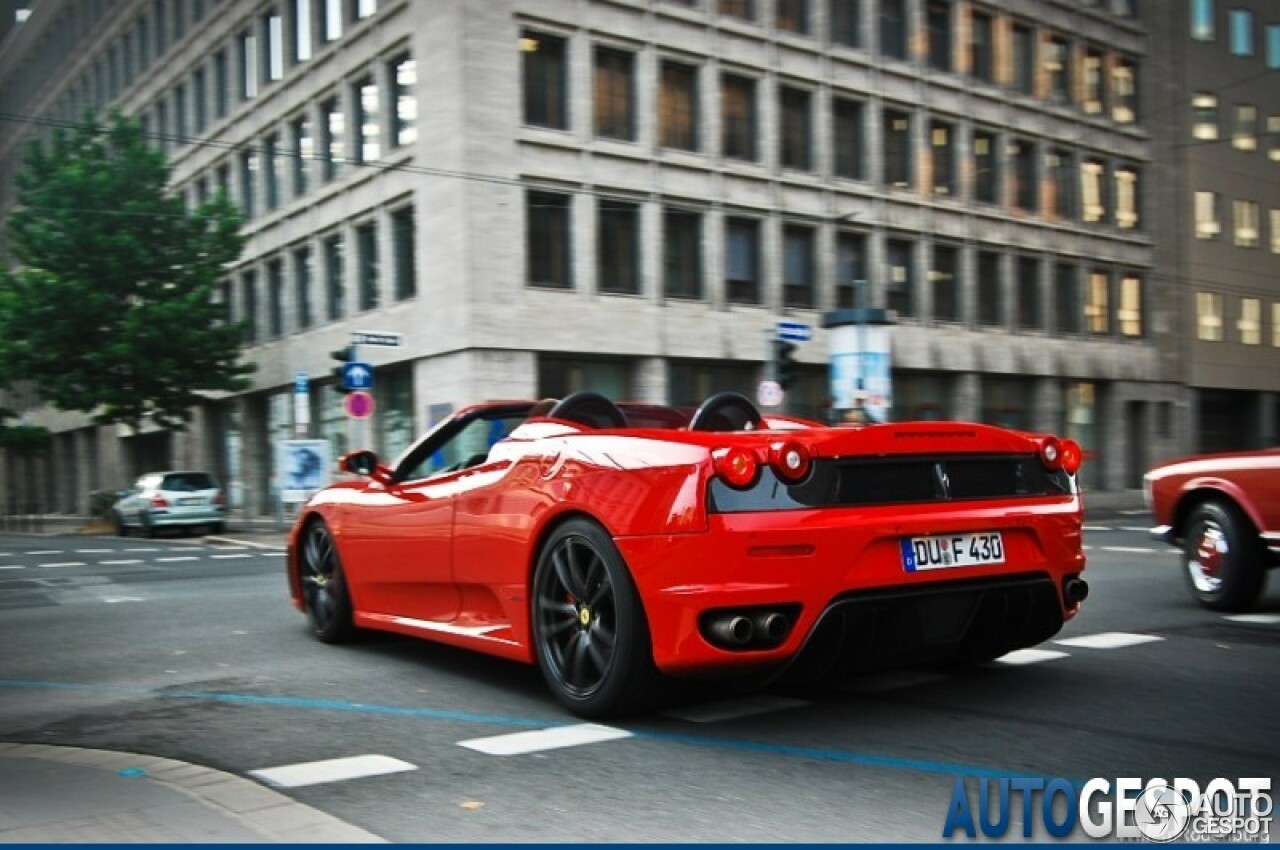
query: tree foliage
[{"left": 0, "top": 110, "right": 253, "bottom": 431}]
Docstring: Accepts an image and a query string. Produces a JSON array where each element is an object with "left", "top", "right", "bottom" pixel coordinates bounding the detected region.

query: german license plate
[
  {"left": 901, "top": 532, "right": 1005, "bottom": 571},
  {"left": 178, "top": 497, "right": 204, "bottom": 506}
]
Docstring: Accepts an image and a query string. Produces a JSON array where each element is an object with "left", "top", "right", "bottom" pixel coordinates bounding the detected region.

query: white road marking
[
  {"left": 99, "top": 559, "right": 142, "bottom": 566},
  {"left": 38, "top": 562, "right": 85, "bottom": 568},
  {"left": 102, "top": 596, "right": 146, "bottom": 604},
  {"left": 1121, "top": 526, "right": 1151, "bottom": 533},
  {"left": 0, "top": 564, "right": 23, "bottom": 570},
  {"left": 157, "top": 556, "right": 197, "bottom": 563},
  {"left": 1082, "top": 525, "right": 1112, "bottom": 532},
  {"left": 125, "top": 548, "right": 161, "bottom": 552},
  {"left": 1100, "top": 546, "right": 1165, "bottom": 554},
  {"left": 75, "top": 548, "right": 113, "bottom": 554},
  {"left": 259, "top": 551, "right": 286, "bottom": 557},
  {"left": 213, "top": 545, "right": 249, "bottom": 551},
  {"left": 994, "top": 649, "right": 1070, "bottom": 666},
  {"left": 26, "top": 550, "right": 62, "bottom": 555},
  {"left": 210, "top": 553, "right": 252, "bottom": 560},
  {"left": 459, "top": 723, "right": 633, "bottom": 756},
  {"left": 1055, "top": 632, "right": 1165, "bottom": 650},
  {"left": 1224, "top": 614, "right": 1280, "bottom": 625},
  {"left": 249, "top": 754, "right": 417, "bottom": 788},
  {"left": 663, "top": 695, "right": 809, "bottom": 723}
]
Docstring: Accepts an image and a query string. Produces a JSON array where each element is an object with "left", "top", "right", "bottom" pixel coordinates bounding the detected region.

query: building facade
[{"left": 1, "top": 0, "right": 1183, "bottom": 515}]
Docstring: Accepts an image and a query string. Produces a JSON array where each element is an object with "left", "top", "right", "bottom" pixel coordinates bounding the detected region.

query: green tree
[{"left": 0, "top": 110, "right": 253, "bottom": 431}]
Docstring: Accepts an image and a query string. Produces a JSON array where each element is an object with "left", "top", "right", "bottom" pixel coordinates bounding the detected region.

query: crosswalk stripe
[
  {"left": 250, "top": 754, "right": 417, "bottom": 788},
  {"left": 157, "top": 556, "right": 197, "bottom": 563},
  {"left": 99, "top": 559, "right": 142, "bottom": 566},
  {"left": 1055, "top": 632, "right": 1164, "bottom": 649},
  {"left": 663, "top": 695, "right": 809, "bottom": 723},
  {"left": 1224, "top": 613, "right": 1280, "bottom": 625},
  {"left": 38, "top": 562, "right": 85, "bottom": 568},
  {"left": 459, "top": 723, "right": 633, "bottom": 756},
  {"left": 211, "top": 553, "right": 252, "bottom": 560},
  {"left": 994, "top": 648, "right": 1070, "bottom": 666}
]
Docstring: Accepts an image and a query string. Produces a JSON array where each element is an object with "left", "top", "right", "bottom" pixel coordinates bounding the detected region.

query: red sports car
[
  {"left": 1145, "top": 448, "right": 1280, "bottom": 611},
  {"left": 286, "top": 391, "right": 1088, "bottom": 717}
]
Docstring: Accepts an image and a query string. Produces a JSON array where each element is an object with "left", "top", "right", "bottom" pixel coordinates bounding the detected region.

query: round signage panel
[{"left": 344, "top": 390, "right": 375, "bottom": 419}]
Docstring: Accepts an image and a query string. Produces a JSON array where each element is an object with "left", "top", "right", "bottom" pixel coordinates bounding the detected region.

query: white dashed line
[
  {"left": 663, "top": 695, "right": 809, "bottom": 723},
  {"left": 1082, "top": 525, "right": 1112, "bottom": 532},
  {"left": 249, "top": 754, "right": 417, "bottom": 788},
  {"left": 994, "top": 648, "right": 1070, "bottom": 666},
  {"left": 0, "top": 564, "right": 23, "bottom": 570},
  {"left": 99, "top": 559, "right": 143, "bottom": 566},
  {"left": 1224, "top": 614, "right": 1280, "bottom": 625},
  {"left": 26, "top": 550, "right": 62, "bottom": 555},
  {"left": 157, "top": 556, "right": 197, "bottom": 563},
  {"left": 1121, "top": 526, "right": 1151, "bottom": 533},
  {"left": 125, "top": 548, "right": 161, "bottom": 552},
  {"left": 211, "top": 554, "right": 252, "bottom": 560},
  {"left": 459, "top": 723, "right": 633, "bottom": 756},
  {"left": 38, "top": 562, "right": 86, "bottom": 568},
  {"left": 75, "top": 548, "right": 113, "bottom": 554},
  {"left": 1099, "top": 546, "right": 1165, "bottom": 554},
  {"left": 259, "top": 551, "right": 286, "bottom": 557},
  {"left": 1055, "top": 632, "right": 1165, "bottom": 650}
]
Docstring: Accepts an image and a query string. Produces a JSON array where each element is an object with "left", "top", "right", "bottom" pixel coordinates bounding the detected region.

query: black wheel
[
  {"left": 532, "top": 519, "right": 660, "bottom": 717},
  {"left": 209, "top": 522, "right": 225, "bottom": 535},
  {"left": 299, "top": 519, "right": 356, "bottom": 643},
  {"left": 141, "top": 512, "right": 157, "bottom": 539},
  {"left": 112, "top": 511, "right": 128, "bottom": 537},
  {"left": 1183, "top": 500, "right": 1266, "bottom": 612}
]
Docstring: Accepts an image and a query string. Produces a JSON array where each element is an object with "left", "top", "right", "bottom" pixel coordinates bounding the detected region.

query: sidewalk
[{"left": 0, "top": 743, "right": 383, "bottom": 843}]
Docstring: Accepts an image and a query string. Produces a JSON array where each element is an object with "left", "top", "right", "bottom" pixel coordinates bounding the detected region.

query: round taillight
[
  {"left": 712, "top": 447, "right": 759, "bottom": 490},
  {"left": 1059, "top": 439, "right": 1083, "bottom": 475},
  {"left": 769, "top": 440, "right": 812, "bottom": 483},
  {"left": 1039, "top": 437, "right": 1062, "bottom": 470}
]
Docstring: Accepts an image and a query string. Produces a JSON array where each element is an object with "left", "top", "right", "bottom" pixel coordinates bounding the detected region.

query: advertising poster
[{"left": 277, "top": 439, "right": 332, "bottom": 504}]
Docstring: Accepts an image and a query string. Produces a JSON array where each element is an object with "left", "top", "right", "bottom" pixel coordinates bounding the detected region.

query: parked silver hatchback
[{"left": 112, "top": 471, "right": 225, "bottom": 537}]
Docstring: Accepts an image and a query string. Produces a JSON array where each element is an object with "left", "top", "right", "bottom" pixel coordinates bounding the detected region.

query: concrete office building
[{"left": 1, "top": 0, "right": 1176, "bottom": 514}]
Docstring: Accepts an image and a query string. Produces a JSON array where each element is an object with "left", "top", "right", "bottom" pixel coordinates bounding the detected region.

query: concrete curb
[{"left": 0, "top": 743, "right": 385, "bottom": 844}]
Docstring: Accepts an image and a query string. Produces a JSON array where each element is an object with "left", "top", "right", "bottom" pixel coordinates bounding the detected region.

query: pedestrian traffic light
[
  {"left": 774, "top": 340, "right": 799, "bottom": 390},
  {"left": 331, "top": 345, "right": 355, "bottom": 394}
]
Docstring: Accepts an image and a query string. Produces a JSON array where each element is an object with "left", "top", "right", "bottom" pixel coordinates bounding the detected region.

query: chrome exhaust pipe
[
  {"left": 1064, "top": 578, "right": 1090, "bottom": 605},
  {"left": 708, "top": 615, "right": 754, "bottom": 646},
  {"left": 753, "top": 612, "right": 789, "bottom": 644}
]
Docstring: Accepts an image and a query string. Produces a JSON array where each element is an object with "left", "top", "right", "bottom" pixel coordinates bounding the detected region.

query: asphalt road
[{"left": 0, "top": 525, "right": 1276, "bottom": 842}]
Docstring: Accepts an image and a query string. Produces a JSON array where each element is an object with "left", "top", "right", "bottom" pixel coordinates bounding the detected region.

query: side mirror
[{"left": 341, "top": 450, "right": 380, "bottom": 477}]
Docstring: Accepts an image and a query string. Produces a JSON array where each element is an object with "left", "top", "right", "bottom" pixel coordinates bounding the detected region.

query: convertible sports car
[{"left": 286, "top": 390, "right": 1088, "bottom": 717}]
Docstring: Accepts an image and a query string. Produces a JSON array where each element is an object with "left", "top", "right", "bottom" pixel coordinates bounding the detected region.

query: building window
[
  {"left": 776, "top": 0, "right": 808, "bottom": 34},
  {"left": 1082, "top": 47, "right": 1104, "bottom": 116},
  {"left": 835, "top": 231, "right": 867, "bottom": 310},
  {"left": 1229, "top": 9, "right": 1252, "bottom": 55},
  {"left": 321, "top": 96, "right": 344, "bottom": 180},
  {"left": 782, "top": 225, "right": 815, "bottom": 309},
  {"left": 323, "top": 0, "right": 342, "bottom": 42},
  {"left": 1192, "top": 93, "right": 1219, "bottom": 140},
  {"left": 1016, "top": 256, "right": 1041, "bottom": 331},
  {"left": 1191, "top": 0, "right": 1214, "bottom": 40},
  {"left": 267, "top": 258, "right": 285, "bottom": 338},
  {"left": 725, "top": 217, "right": 761, "bottom": 304},
  {"left": 294, "top": 244, "right": 313, "bottom": 330},
  {"left": 355, "top": 76, "right": 380, "bottom": 163},
  {"left": 973, "top": 128, "right": 998, "bottom": 204},
  {"left": 173, "top": 84, "right": 187, "bottom": 147},
  {"left": 265, "top": 10, "right": 284, "bottom": 82},
  {"left": 355, "top": 222, "right": 378, "bottom": 312},
  {"left": 1085, "top": 270, "right": 1109, "bottom": 335},
  {"left": 832, "top": 97, "right": 865, "bottom": 179},
  {"left": 598, "top": 199, "right": 640, "bottom": 295},
  {"left": 291, "top": 114, "right": 312, "bottom": 196},
  {"left": 931, "top": 244, "right": 959, "bottom": 322},
  {"left": 1045, "top": 148, "right": 1075, "bottom": 220},
  {"left": 294, "top": 0, "right": 313, "bottom": 62},
  {"left": 353, "top": 0, "right": 377, "bottom": 20},
  {"left": 926, "top": 1, "right": 951, "bottom": 73},
  {"left": 1011, "top": 23, "right": 1034, "bottom": 95},
  {"left": 719, "top": 0, "right": 756, "bottom": 22},
  {"left": 1009, "top": 138, "right": 1036, "bottom": 213},
  {"left": 1273, "top": 304, "right": 1280, "bottom": 347},
  {"left": 324, "top": 233, "right": 345, "bottom": 321},
  {"left": 1054, "top": 262, "right": 1080, "bottom": 335},
  {"left": 1115, "top": 166, "right": 1139, "bottom": 230},
  {"left": 1081, "top": 159, "right": 1106, "bottom": 224},
  {"left": 883, "top": 107, "right": 911, "bottom": 189},
  {"left": 929, "top": 120, "right": 955, "bottom": 197},
  {"left": 193, "top": 68, "right": 208, "bottom": 132},
  {"left": 392, "top": 206, "right": 416, "bottom": 301},
  {"left": 1271, "top": 209, "right": 1280, "bottom": 253},
  {"left": 976, "top": 250, "right": 1001, "bottom": 327},
  {"left": 527, "top": 191, "right": 572, "bottom": 289},
  {"left": 659, "top": 61, "right": 699, "bottom": 151},
  {"left": 1268, "top": 24, "right": 1280, "bottom": 68},
  {"left": 1118, "top": 274, "right": 1142, "bottom": 338},
  {"left": 1044, "top": 34, "right": 1070, "bottom": 103},
  {"left": 721, "top": 74, "right": 757, "bottom": 161},
  {"left": 886, "top": 238, "right": 914, "bottom": 317},
  {"left": 522, "top": 31, "right": 567, "bottom": 130},
  {"left": 880, "top": 0, "right": 908, "bottom": 61},
  {"left": 213, "top": 49, "right": 228, "bottom": 119},
  {"left": 1195, "top": 191, "right": 1221, "bottom": 238},
  {"left": 239, "top": 149, "right": 257, "bottom": 219},
  {"left": 242, "top": 270, "right": 258, "bottom": 343},
  {"left": 1196, "top": 292, "right": 1223, "bottom": 341},
  {"left": 1234, "top": 199, "right": 1259, "bottom": 247},
  {"left": 392, "top": 54, "right": 417, "bottom": 147},
  {"left": 239, "top": 28, "right": 258, "bottom": 100},
  {"left": 830, "top": 0, "right": 861, "bottom": 48},
  {"left": 664, "top": 209, "right": 703, "bottom": 299},
  {"left": 780, "top": 86, "right": 812, "bottom": 171},
  {"left": 594, "top": 47, "right": 635, "bottom": 141},
  {"left": 1269, "top": 116, "right": 1280, "bottom": 161},
  {"left": 1112, "top": 58, "right": 1137, "bottom": 124},
  {"left": 1232, "top": 104, "right": 1257, "bottom": 151},
  {"left": 264, "top": 133, "right": 281, "bottom": 210},
  {"left": 969, "top": 8, "right": 994, "bottom": 83}
]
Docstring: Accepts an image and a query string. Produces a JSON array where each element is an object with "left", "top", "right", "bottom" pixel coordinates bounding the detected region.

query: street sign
[
  {"left": 351, "top": 330, "right": 404, "bottom": 347},
  {"left": 756, "top": 379, "right": 784, "bottom": 408},
  {"left": 293, "top": 372, "right": 310, "bottom": 430},
  {"left": 294, "top": 372, "right": 309, "bottom": 395},
  {"left": 342, "top": 362, "right": 374, "bottom": 391},
  {"left": 344, "top": 390, "right": 376, "bottom": 420},
  {"left": 775, "top": 320, "right": 813, "bottom": 342}
]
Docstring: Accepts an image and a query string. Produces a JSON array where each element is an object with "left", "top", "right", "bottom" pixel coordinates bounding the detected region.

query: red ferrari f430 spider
[{"left": 286, "top": 391, "right": 1088, "bottom": 717}]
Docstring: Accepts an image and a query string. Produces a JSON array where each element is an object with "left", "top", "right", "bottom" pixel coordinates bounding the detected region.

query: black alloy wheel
[
  {"left": 299, "top": 519, "right": 356, "bottom": 643},
  {"left": 532, "top": 519, "right": 659, "bottom": 717}
]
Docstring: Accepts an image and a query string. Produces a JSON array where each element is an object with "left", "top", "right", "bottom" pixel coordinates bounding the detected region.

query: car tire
[
  {"left": 112, "top": 511, "right": 128, "bottom": 537},
  {"left": 210, "top": 522, "right": 225, "bottom": 535},
  {"left": 1183, "top": 500, "right": 1266, "bottom": 612},
  {"left": 532, "top": 518, "right": 662, "bottom": 718},
  {"left": 141, "top": 512, "right": 157, "bottom": 539},
  {"left": 299, "top": 519, "right": 357, "bottom": 643}
]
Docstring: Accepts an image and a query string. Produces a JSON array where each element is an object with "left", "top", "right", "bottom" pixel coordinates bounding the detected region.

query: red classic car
[
  {"left": 286, "top": 391, "right": 1088, "bottom": 717},
  {"left": 1145, "top": 448, "right": 1280, "bottom": 611}
]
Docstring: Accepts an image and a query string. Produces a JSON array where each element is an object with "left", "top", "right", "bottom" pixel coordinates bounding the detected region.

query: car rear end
[
  {"left": 148, "top": 472, "right": 225, "bottom": 531},
  {"left": 619, "top": 422, "right": 1086, "bottom": 678}
]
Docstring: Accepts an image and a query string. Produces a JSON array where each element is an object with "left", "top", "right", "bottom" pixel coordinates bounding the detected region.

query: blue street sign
[
  {"left": 342, "top": 362, "right": 374, "bottom": 391},
  {"left": 775, "top": 320, "right": 814, "bottom": 342},
  {"left": 294, "top": 372, "right": 309, "bottom": 395}
]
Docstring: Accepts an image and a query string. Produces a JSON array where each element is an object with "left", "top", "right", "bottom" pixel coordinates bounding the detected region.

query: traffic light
[
  {"left": 331, "top": 345, "right": 355, "bottom": 394},
  {"left": 774, "top": 340, "right": 799, "bottom": 390}
]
